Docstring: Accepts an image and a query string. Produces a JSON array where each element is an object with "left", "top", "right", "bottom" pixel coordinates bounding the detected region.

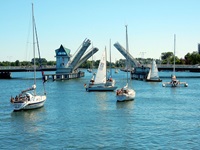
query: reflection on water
[
  {"left": 94, "top": 92, "right": 110, "bottom": 100},
  {"left": 10, "top": 107, "right": 46, "bottom": 133},
  {"left": 116, "top": 100, "right": 134, "bottom": 109},
  {"left": 95, "top": 92, "right": 110, "bottom": 110}
]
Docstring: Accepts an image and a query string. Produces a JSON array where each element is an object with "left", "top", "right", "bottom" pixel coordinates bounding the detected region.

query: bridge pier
[
  {"left": 131, "top": 66, "right": 150, "bottom": 80},
  {"left": 43, "top": 71, "right": 85, "bottom": 81}
]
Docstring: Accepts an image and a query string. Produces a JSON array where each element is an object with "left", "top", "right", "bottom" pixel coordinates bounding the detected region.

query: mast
[
  {"left": 32, "top": 3, "right": 36, "bottom": 95},
  {"left": 32, "top": 3, "right": 46, "bottom": 94},
  {"left": 105, "top": 46, "right": 107, "bottom": 80},
  {"left": 91, "top": 43, "right": 93, "bottom": 71},
  {"left": 173, "top": 34, "right": 176, "bottom": 74},
  {"left": 109, "top": 39, "right": 112, "bottom": 78},
  {"left": 125, "top": 25, "right": 129, "bottom": 84}
]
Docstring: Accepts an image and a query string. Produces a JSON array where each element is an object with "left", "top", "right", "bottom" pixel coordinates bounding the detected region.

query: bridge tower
[{"left": 55, "top": 44, "right": 72, "bottom": 73}]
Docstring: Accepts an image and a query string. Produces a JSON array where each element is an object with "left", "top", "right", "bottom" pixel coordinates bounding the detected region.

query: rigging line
[
  {"left": 32, "top": 3, "right": 46, "bottom": 94},
  {"left": 32, "top": 3, "right": 36, "bottom": 96}
]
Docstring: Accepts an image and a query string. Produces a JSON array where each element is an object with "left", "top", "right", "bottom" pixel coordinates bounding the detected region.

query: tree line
[
  {"left": 161, "top": 51, "right": 200, "bottom": 65},
  {"left": 1, "top": 51, "right": 200, "bottom": 68}
]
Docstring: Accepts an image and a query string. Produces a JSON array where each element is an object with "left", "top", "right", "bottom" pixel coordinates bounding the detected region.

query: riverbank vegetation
[{"left": 1, "top": 51, "right": 200, "bottom": 68}]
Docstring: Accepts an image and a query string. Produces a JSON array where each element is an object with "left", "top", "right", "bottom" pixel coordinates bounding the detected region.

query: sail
[
  {"left": 95, "top": 49, "right": 107, "bottom": 84},
  {"left": 150, "top": 60, "right": 159, "bottom": 79},
  {"left": 147, "top": 69, "right": 151, "bottom": 80}
]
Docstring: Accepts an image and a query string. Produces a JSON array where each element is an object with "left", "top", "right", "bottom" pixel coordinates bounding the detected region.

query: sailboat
[
  {"left": 116, "top": 25, "right": 136, "bottom": 102},
  {"left": 85, "top": 47, "right": 117, "bottom": 92},
  {"left": 87, "top": 68, "right": 92, "bottom": 73},
  {"left": 10, "top": 3, "right": 47, "bottom": 111},
  {"left": 146, "top": 59, "right": 162, "bottom": 82},
  {"left": 162, "top": 34, "right": 188, "bottom": 87}
]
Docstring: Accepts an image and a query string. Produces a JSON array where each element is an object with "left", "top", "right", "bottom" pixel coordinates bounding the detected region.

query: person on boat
[
  {"left": 15, "top": 95, "right": 18, "bottom": 101},
  {"left": 170, "top": 75, "right": 180, "bottom": 86},
  {"left": 84, "top": 83, "right": 87, "bottom": 88},
  {"left": 10, "top": 96, "right": 15, "bottom": 103},
  {"left": 116, "top": 89, "right": 122, "bottom": 95}
]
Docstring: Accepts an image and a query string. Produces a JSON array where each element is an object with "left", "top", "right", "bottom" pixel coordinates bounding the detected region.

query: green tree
[{"left": 15, "top": 60, "right": 20, "bottom": 66}]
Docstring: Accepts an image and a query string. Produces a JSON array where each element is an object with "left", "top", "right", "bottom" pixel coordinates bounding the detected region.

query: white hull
[
  {"left": 162, "top": 81, "right": 188, "bottom": 87},
  {"left": 116, "top": 89, "right": 135, "bottom": 102},
  {"left": 86, "top": 85, "right": 117, "bottom": 92},
  {"left": 12, "top": 95, "right": 46, "bottom": 111},
  {"left": 87, "top": 69, "right": 92, "bottom": 73}
]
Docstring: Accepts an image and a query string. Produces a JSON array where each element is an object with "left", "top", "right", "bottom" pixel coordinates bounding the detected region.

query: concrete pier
[{"left": 44, "top": 71, "right": 84, "bottom": 81}]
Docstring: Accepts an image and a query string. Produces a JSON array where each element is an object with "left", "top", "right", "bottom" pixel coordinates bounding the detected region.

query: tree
[
  {"left": 161, "top": 52, "right": 173, "bottom": 60},
  {"left": 185, "top": 52, "right": 200, "bottom": 65},
  {"left": 15, "top": 60, "right": 20, "bottom": 66}
]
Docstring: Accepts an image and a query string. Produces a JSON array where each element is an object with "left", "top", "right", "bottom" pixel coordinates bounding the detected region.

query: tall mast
[
  {"left": 109, "top": 39, "right": 112, "bottom": 77},
  {"left": 173, "top": 34, "right": 176, "bottom": 74},
  {"left": 105, "top": 46, "right": 107, "bottom": 80},
  {"left": 32, "top": 3, "right": 36, "bottom": 95},
  {"left": 125, "top": 25, "right": 129, "bottom": 84},
  {"left": 91, "top": 43, "right": 93, "bottom": 71}
]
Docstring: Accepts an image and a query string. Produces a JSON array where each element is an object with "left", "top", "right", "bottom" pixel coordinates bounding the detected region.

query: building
[{"left": 55, "top": 45, "right": 72, "bottom": 73}]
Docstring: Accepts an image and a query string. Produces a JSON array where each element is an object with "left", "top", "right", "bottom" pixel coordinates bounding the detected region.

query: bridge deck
[{"left": 0, "top": 65, "right": 200, "bottom": 72}]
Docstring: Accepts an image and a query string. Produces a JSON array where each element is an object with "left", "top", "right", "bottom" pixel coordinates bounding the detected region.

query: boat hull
[
  {"left": 116, "top": 89, "right": 136, "bottom": 102},
  {"left": 12, "top": 95, "right": 46, "bottom": 111},
  {"left": 146, "top": 79, "right": 162, "bottom": 82},
  {"left": 162, "top": 82, "right": 188, "bottom": 87},
  {"left": 86, "top": 86, "right": 117, "bottom": 92}
]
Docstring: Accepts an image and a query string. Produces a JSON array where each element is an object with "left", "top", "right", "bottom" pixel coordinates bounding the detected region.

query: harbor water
[{"left": 0, "top": 70, "right": 200, "bottom": 149}]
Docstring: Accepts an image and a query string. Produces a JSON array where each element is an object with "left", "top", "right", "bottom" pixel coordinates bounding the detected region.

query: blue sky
[{"left": 1, "top": 0, "right": 200, "bottom": 62}]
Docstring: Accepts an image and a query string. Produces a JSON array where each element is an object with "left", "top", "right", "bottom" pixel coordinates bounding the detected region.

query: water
[{"left": 0, "top": 70, "right": 200, "bottom": 149}]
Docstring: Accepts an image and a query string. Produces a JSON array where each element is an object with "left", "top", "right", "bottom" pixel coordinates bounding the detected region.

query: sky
[{"left": 1, "top": 0, "right": 200, "bottom": 62}]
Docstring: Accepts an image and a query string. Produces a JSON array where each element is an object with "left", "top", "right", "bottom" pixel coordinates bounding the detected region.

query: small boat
[
  {"left": 162, "top": 34, "right": 188, "bottom": 87},
  {"left": 115, "top": 68, "right": 119, "bottom": 73},
  {"left": 146, "top": 59, "right": 162, "bottom": 82},
  {"left": 162, "top": 75, "right": 188, "bottom": 87},
  {"left": 87, "top": 68, "right": 92, "bottom": 73},
  {"left": 116, "top": 83, "right": 135, "bottom": 101},
  {"left": 85, "top": 46, "right": 117, "bottom": 92},
  {"left": 116, "top": 25, "right": 136, "bottom": 101},
  {"left": 10, "top": 3, "right": 46, "bottom": 111}
]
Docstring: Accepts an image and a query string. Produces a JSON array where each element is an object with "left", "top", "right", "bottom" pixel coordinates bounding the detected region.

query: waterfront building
[{"left": 55, "top": 45, "right": 72, "bottom": 74}]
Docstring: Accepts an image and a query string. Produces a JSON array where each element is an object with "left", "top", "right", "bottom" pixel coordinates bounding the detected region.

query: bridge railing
[
  {"left": 0, "top": 65, "right": 56, "bottom": 70},
  {"left": 157, "top": 64, "right": 200, "bottom": 68}
]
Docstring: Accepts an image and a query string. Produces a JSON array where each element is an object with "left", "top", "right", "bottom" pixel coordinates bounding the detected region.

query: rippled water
[{"left": 0, "top": 70, "right": 200, "bottom": 149}]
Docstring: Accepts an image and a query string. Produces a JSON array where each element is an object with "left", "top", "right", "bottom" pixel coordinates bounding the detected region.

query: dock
[{"left": 44, "top": 71, "right": 84, "bottom": 81}]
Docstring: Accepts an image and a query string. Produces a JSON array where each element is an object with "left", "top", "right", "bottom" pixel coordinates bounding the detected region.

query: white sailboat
[
  {"left": 146, "top": 59, "right": 162, "bottom": 82},
  {"left": 10, "top": 3, "right": 47, "bottom": 111},
  {"left": 87, "top": 68, "right": 92, "bottom": 73},
  {"left": 85, "top": 47, "right": 117, "bottom": 92},
  {"left": 116, "top": 25, "right": 136, "bottom": 101},
  {"left": 162, "top": 34, "right": 188, "bottom": 87}
]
